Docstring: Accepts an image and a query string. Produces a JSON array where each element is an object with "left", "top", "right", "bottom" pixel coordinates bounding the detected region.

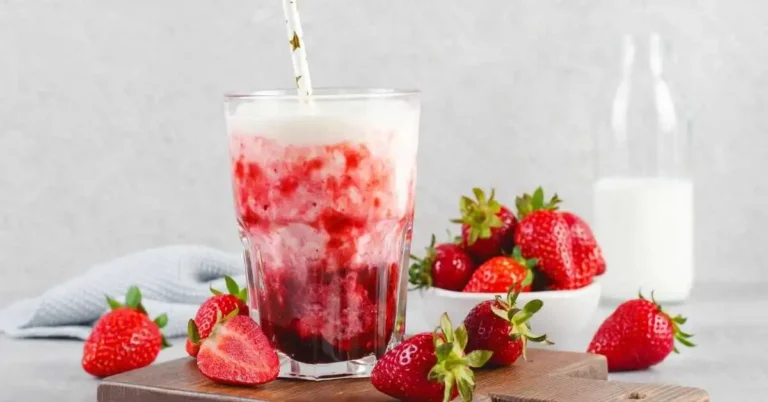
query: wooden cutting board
[{"left": 97, "top": 349, "right": 708, "bottom": 402}]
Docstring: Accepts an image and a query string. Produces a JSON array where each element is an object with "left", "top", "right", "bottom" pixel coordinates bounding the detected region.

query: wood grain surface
[{"left": 97, "top": 349, "right": 708, "bottom": 402}]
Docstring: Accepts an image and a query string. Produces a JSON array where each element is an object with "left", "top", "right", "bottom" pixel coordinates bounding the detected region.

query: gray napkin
[{"left": 0, "top": 245, "right": 245, "bottom": 340}]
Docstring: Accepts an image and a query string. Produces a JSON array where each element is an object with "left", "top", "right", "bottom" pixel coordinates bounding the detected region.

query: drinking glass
[{"left": 225, "top": 88, "right": 420, "bottom": 380}]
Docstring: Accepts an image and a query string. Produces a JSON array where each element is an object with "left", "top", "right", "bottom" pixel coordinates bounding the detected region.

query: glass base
[{"left": 277, "top": 353, "right": 376, "bottom": 381}]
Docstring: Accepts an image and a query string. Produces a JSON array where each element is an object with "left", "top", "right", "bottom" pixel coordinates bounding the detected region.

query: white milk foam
[{"left": 227, "top": 97, "right": 420, "bottom": 213}]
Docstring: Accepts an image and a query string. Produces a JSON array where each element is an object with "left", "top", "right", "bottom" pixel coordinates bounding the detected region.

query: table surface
[{"left": 1, "top": 281, "right": 765, "bottom": 402}]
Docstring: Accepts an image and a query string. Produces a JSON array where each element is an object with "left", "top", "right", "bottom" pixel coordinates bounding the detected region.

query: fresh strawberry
[
  {"left": 409, "top": 235, "right": 475, "bottom": 291},
  {"left": 197, "top": 313, "right": 280, "bottom": 385},
  {"left": 462, "top": 247, "right": 535, "bottom": 293},
  {"left": 82, "top": 286, "right": 170, "bottom": 377},
  {"left": 587, "top": 292, "right": 694, "bottom": 372},
  {"left": 371, "top": 314, "right": 492, "bottom": 402},
  {"left": 514, "top": 188, "right": 577, "bottom": 287},
  {"left": 451, "top": 188, "right": 517, "bottom": 262},
  {"left": 562, "top": 211, "right": 606, "bottom": 276},
  {"left": 464, "top": 286, "right": 552, "bottom": 365},
  {"left": 187, "top": 276, "right": 249, "bottom": 357}
]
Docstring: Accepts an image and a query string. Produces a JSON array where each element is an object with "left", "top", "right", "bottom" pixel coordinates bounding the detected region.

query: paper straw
[{"left": 282, "top": 0, "right": 313, "bottom": 97}]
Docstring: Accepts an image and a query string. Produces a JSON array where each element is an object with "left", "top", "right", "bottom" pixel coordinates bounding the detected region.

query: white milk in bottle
[{"left": 594, "top": 34, "right": 693, "bottom": 302}]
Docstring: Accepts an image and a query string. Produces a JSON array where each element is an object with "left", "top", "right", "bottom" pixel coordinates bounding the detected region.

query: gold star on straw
[
  {"left": 295, "top": 75, "right": 302, "bottom": 88},
  {"left": 289, "top": 32, "right": 301, "bottom": 51}
]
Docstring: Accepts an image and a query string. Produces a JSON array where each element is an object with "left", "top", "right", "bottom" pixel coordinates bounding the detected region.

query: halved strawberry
[
  {"left": 196, "top": 312, "right": 280, "bottom": 385},
  {"left": 187, "top": 276, "right": 249, "bottom": 357}
]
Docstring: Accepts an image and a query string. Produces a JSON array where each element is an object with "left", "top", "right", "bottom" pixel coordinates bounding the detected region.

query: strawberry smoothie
[{"left": 225, "top": 89, "right": 419, "bottom": 376}]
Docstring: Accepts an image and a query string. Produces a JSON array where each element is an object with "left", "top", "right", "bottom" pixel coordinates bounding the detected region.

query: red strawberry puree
[{"left": 230, "top": 134, "right": 415, "bottom": 364}]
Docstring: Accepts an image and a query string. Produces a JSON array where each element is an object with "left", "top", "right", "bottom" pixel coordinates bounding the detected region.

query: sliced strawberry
[
  {"left": 187, "top": 276, "right": 249, "bottom": 357},
  {"left": 197, "top": 314, "right": 280, "bottom": 385}
]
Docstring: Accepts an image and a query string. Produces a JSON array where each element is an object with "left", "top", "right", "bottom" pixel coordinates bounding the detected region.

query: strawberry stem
[
  {"left": 210, "top": 276, "right": 248, "bottom": 302},
  {"left": 493, "top": 286, "right": 553, "bottom": 360},
  {"left": 451, "top": 188, "right": 504, "bottom": 246},
  {"left": 640, "top": 290, "right": 696, "bottom": 353},
  {"left": 408, "top": 235, "right": 438, "bottom": 290},
  {"left": 430, "top": 313, "right": 492, "bottom": 402},
  {"left": 515, "top": 187, "right": 561, "bottom": 219}
]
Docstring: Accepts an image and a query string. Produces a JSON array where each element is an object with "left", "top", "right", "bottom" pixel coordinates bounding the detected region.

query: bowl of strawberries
[{"left": 408, "top": 187, "right": 604, "bottom": 347}]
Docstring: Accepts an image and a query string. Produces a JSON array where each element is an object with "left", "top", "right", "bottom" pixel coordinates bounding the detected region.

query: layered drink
[{"left": 225, "top": 89, "right": 420, "bottom": 379}]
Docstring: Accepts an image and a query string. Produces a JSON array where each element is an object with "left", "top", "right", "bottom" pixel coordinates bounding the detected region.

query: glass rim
[{"left": 224, "top": 87, "right": 420, "bottom": 101}]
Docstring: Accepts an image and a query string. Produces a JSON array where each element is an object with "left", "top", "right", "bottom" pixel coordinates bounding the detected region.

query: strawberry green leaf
[
  {"left": 105, "top": 295, "right": 122, "bottom": 311},
  {"left": 673, "top": 315, "right": 688, "bottom": 325},
  {"left": 456, "top": 375, "right": 473, "bottom": 402},
  {"left": 676, "top": 336, "right": 696, "bottom": 348},
  {"left": 442, "top": 373, "right": 456, "bottom": 402},
  {"left": 153, "top": 313, "right": 168, "bottom": 329},
  {"left": 435, "top": 342, "right": 454, "bottom": 361},
  {"left": 480, "top": 227, "right": 492, "bottom": 238},
  {"left": 125, "top": 286, "right": 142, "bottom": 309},
  {"left": 676, "top": 329, "right": 694, "bottom": 338},
  {"left": 491, "top": 305, "right": 509, "bottom": 320},
  {"left": 136, "top": 303, "right": 148, "bottom": 316},
  {"left": 237, "top": 287, "right": 248, "bottom": 302},
  {"left": 512, "top": 300, "right": 542, "bottom": 324},
  {"left": 507, "top": 286, "right": 521, "bottom": 306},
  {"left": 210, "top": 285, "right": 223, "bottom": 296},
  {"left": 465, "top": 350, "right": 493, "bottom": 368},
  {"left": 187, "top": 319, "right": 200, "bottom": 344},
  {"left": 532, "top": 187, "right": 544, "bottom": 209},
  {"left": 223, "top": 307, "right": 240, "bottom": 322},
  {"left": 440, "top": 313, "right": 454, "bottom": 343},
  {"left": 472, "top": 188, "right": 486, "bottom": 204},
  {"left": 522, "top": 269, "right": 534, "bottom": 287},
  {"left": 469, "top": 230, "right": 479, "bottom": 245},
  {"left": 224, "top": 276, "right": 239, "bottom": 295},
  {"left": 161, "top": 336, "right": 172, "bottom": 349},
  {"left": 454, "top": 324, "right": 468, "bottom": 351},
  {"left": 525, "top": 333, "right": 551, "bottom": 343}
]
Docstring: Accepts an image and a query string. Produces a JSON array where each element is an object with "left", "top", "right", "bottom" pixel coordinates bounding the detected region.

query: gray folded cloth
[{"left": 0, "top": 245, "right": 245, "bottom": 340}]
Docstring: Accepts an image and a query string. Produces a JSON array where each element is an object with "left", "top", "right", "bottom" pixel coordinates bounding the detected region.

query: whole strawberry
[
  {"left": 464, "top": 286, "right": 551, "bottom": 365},
  {"left": 82, "top": 286, "right": 170, "bottom": 377},
  {"left": 452, "top": 188, "right": 517, "bottom": 262},
  {"left": 462, "top": 247, "right": 535, "bottom": 293},
  {"left": 409, "top": 235, "right": 475, "bottom": 291},
  {"left": 562, "top": 211, "right": 606, "bottom": 276},
  {"left": 187, "top": 276, "right": 249, "bottom": 357},
  {"left": 514, "top": 188, "right": 577, "bottom": 287},
  {"left": 197, "top": 311, "right": 280, "bottom": 385},
  {"left": 587, "top": 292, "right": 694, "bottom": 372},
  {"left": 371, "top": 314, "right": 492, "bottom": 402}
]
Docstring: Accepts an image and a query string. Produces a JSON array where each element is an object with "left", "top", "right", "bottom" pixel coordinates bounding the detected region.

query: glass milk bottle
[{"left": 594, "top": 34, "right": 693, "bottom": 303}]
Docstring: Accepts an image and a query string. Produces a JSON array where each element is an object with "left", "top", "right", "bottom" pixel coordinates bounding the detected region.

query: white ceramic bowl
[{"left": 407, "top": 282, "right": 601, "bottom": 350}]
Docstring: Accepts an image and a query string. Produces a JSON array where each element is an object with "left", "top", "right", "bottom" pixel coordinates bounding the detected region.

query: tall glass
[{"left": 224, "top": 88, "right": 420, "bottom": 380}]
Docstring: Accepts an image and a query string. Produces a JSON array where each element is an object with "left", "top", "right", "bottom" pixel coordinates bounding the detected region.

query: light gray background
[{"left": 1, "top": 0, "right": 766, "bottom": 302}]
